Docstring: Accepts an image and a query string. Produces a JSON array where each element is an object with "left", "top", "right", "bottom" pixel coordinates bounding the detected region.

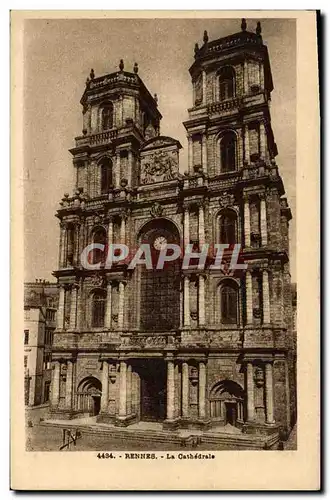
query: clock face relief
[{"left": 153, "top": 236, "right": 167, "bottom": 250}]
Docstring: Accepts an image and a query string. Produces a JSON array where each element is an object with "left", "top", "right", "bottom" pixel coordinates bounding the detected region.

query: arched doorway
[
  {"left": 138, "top": 218, "right": 181, "bottom": 331},
  {"left": 77, "top": 377, "right": 102, "bottom": 416},
  {"left": 209, "top": 380, "right": 244, "bottom": 427}
]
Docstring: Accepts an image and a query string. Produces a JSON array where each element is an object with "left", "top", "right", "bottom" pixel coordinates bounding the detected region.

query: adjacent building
[
  {"left": 51, "top": 20, "right": 296, "bottom": 441},
  {"left": 24, "top": 280, "right": 58, "bottom": 406}
]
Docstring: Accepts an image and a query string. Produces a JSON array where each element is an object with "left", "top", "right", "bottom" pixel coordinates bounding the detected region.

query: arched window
[
  {"left": 220, "top": 211, "right": 237, "bottom": 244},
  {"left": 138, "top": 219, "right": 180, "bottom": 331},
  {"left": 92, "top": 290, "right": 106, "bottom": 328},
  {"left": 100, "top": 158, "right": 112, "bottom": 194},
  {"left": 220, "top": 132, "right": 237, "bottom": 172},
  {"left": 220, "top": 281, "right": 238, "bottom": 324},
  {"left": 92, "top": 227, "right": 107, "bottom": 265},
  {"left": 219, "top": 66, "right": 235, "bottom": 101},
  {"left": 101, "top": 102, "right": 114, "bottom": 130}
]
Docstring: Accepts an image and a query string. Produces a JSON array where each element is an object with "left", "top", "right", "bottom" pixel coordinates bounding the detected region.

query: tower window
[
  {"left": 220, "top": 132, "right": 237, "bottom": 172},
  {"left": 220, "top": 211, "right": 237, "bottom": 244},
  {"left": 91, "top": 228, "right": 107, "bottom": 265},
  {"left": 219, "top": 66, "right": 235, "bottom": 101},
  {"left": 101, "top": 103, "right": 114, "bottom": 130},
  {"left": 220, "top": 282, "right": 238, "bottom": 324},
  {"left": 100, "top": 158, "right": 113, "bottom": 194},
  {"left": 92, "top": 290, "right": 106, "bottom": 328}
]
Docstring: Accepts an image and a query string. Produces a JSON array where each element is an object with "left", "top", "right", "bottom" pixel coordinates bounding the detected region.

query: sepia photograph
[{"left": 11, "top": 10, "right": 319, "bottom": 490}]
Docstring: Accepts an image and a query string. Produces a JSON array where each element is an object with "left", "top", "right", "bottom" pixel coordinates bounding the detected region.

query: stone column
[
  {"left": 244, "top": 125, "right": 250, "bottom": 163},
  {"left": 118, "top": 360, "right": 127, "bottom": 418},
  {"left": 115, "top": 152, "right": 121, "bottom": 188},
  {"left": 74, "top": 223, "right": 81, "bottom": 266},
  {"left": 69, "top": 285, "right": 78, "bottom": 330},
  {"left": 60, "top": 224, "right": 67, "bottom": 268},
  {"left": 202, "top": 135, "right": 207, "bottom": 173},
  {"left": 179, "top": 278, "right": 183, "bottom": 328},
  {"left": 244, "top": 60, "right": 249, "bottom": 94},
  {"left": 127, "top": 150, "right": 133, "bottom": 188},
  {"left": 262, "top": 270, "right": 271, "bottom": 324},
  {"left": 246, "top": 271, "right": 253, "bottom": 325},
  {"left": 198, "top": 361, "right": 206, "bottom": 420},
  {"left": 188, "top": 136, "right": 193, "bottom": 174},
  {"left": 65, "top": 361, "right": 74, "bottom": 409},
  {"left": 107, "top": 217, "right": 113, "bottom": 246},
  {"left": 105, "top": 281, "right": 112, "bottom": 329},
  {"left": 101, "top": 360, "right": 109, "bottom": 413},
  {"left": 244, "top": 196, "right": 251, "bottom": 247},
  {"left": 57, "top": 286, "right": 65, "bottom": 330},
  {"left": 259, "top": 62, "right": 264, "bottom": 90},
  {"left": 246, "top": 362, "right": 255, "bottom": 421},
  {"left": 118, "top": 281, "right": 125, "bottom": 329},
  {"left": 51, "top": 361, "right": 61, "bottom": 407},
  {"left": 260, "top": 122, "right": 266, "bottom": 159},
  {"left": 260, "top": 195, "right": 268, "bottom": 246},
  {"left": 120, "top": 216, "right": 126, "bottom": 245},
  {"left": 198, "top": 274, "right": 205, "bottom": 326},
  {"left": 59, "top": 223, "right": 66, "bottom": 268},
  {"left": 184, "top": 207, "right": 190, "bottom": 247},
  {"left": 202, "top": 70, "right": 206, "bottom": 105},
  {"left": 181, "top": 362, "right": 189, "bottom": 419},
  {"left": 183, "top": 276, "right": 190, "bottom": 327},
  {"left": 198, "top": 204, "right": 205, "bottom": 247},
  {"left": 166, "top": 359, "right": 175, "bottom": 421},
  {"left": 126, "top": 364, "right": 132, "bottom": 415},
  {"left": 265, "top": 363, "right": 275, "bottom": 424}
]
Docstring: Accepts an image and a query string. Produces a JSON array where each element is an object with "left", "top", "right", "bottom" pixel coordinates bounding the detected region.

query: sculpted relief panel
[{"left": 140, "top": 150, "right": 178, "bottom": 185}]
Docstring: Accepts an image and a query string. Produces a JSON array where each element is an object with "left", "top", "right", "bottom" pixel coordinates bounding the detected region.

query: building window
[
  {"left": 220, "top": 211, "right": 237, "bottom": 244},
  {"left": 220, "top": 282, "right": 238, "bottom": 324},
  {"left": 24, "top": 330, "right": 29, "bottom": 345},
  {"left": 44, "top": 381, "right": 51, "bottom": 403},
  {"left": 43, "top": 351, "right": 52, "bottom": 370},
  {"left": 45, "top": 329, "right": 53, "bottom": 346},
  {"left": 220, "top": 132, "right": 237, "bottom": 172},
  {"left": 91, "top": 227, "right": 107, "bottom": 265},
  {"left": 219, "top": 66, "right": 235, "bottom": 101},
  {"left": 92, "top": 290, "right": 106, "bottom": 328},
  {"left": 101, "top": 102, "right": 114, "bottom": 130},
  {"left": 24, "top": 356, "right": 28, "bottom": 368},
  {"left": 100, "top": 158, "right": 113, "bottom": 194}
]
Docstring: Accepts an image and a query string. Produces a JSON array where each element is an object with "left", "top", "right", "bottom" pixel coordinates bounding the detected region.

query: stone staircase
[{"left": 40, "top": 420, "right": 279, "bottom": 450}]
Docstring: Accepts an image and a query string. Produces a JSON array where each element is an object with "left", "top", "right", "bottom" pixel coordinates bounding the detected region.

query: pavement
[{"left": 26, "top": 417, "right": 249, "bottom": 452}]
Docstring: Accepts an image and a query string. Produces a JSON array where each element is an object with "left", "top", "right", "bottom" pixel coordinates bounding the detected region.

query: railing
[
  {"left": 75, "top": 129, "right": 118, "bottom": 147},
  {"left": 208, "top": 97, "right": 241, "bottom": 115}
]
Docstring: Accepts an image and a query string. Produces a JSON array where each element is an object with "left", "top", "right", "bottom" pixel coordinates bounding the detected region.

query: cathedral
[{"left": 51, "top": 20, "right": 296, "bottom": 441}]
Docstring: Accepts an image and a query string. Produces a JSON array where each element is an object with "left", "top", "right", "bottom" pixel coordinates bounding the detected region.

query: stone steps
[{"left": 41, "top": 421, "right": 279, "bottom": 450}]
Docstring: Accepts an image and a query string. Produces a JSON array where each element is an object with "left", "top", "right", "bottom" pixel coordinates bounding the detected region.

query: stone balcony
[{"left": 75, "top": 129, "right": 118, "bottom": 148}]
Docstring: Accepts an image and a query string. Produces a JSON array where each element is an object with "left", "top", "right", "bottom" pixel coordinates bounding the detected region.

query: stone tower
[{"left": 51, "top": 21, "right": 295, "bottom": 446}]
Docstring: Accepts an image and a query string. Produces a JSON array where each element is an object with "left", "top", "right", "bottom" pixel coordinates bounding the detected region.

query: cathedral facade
[{"left": 51, "top": 20, "right": 296, "bottom": 440}]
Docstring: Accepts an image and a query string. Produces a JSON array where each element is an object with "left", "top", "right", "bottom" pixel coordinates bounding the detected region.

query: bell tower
[
  {"left": 184, "top": 19, "right": 278, "bottom": 177},
  {"left": 70, "top": 60, "right": 161, "bottom": 198}
]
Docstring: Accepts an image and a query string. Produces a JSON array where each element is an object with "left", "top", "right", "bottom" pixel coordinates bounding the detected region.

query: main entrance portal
[{"left": 139, "top": 360, "right": 166, "bottom": 422}]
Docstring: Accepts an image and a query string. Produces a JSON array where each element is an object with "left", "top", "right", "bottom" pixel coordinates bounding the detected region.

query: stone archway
[
  {"left": 209, "top": 380, "right": 245, "bottom": 426},
  {"left": 77, "top": 376, "right": 102, "bottom": 416}
]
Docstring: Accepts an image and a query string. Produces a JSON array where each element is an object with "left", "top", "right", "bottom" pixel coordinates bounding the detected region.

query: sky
[{"left": 24, "top": 17, "right": 296, "bottom": 282}]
